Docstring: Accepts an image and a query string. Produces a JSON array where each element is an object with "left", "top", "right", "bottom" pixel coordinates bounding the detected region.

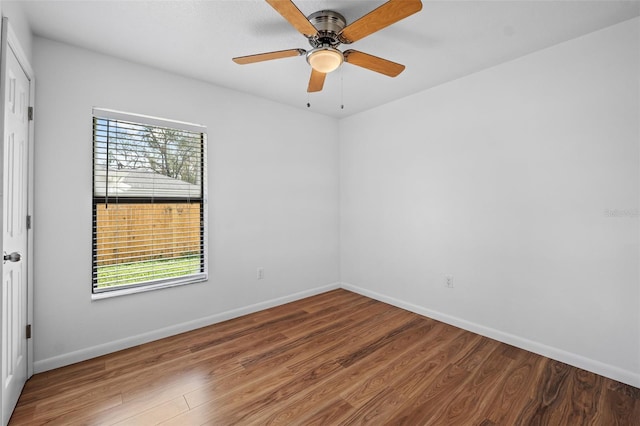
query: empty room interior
[{"left": 0, "top": 0, "right": 639, "bottom": 424}]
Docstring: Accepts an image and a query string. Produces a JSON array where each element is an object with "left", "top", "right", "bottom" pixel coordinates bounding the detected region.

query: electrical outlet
[
  {"left": 257, "top": 267, "right": 264, "bottom": 280},
  {"left": 445, "top": 275, "right": 454, "bottom": 288}
]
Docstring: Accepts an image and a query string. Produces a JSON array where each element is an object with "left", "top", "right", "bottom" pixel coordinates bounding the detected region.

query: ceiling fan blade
[
  {"left": 339, "top": 0, "right": 422, "bottom": 44},
  {"left": 307, "top": 69, "right": 326, "bottom": 92},
  {"left": 233, "top": 49, "right": 306, "bottom": 65},
  {"left": 344, "top": 50, "right": 405, "bottom": 77},
  {"left": 265, "top": 0, "right": 318, "bottom": 37}
]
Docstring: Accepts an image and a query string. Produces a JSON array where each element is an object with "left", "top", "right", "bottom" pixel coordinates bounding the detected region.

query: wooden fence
[{"left": 95, "top": 203, "right": 201, "bottom": 266}]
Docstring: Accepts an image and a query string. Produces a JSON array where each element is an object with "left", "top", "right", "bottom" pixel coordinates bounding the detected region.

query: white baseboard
[
  {"left": 34, "top": 280, "right": 640, "bottom": 388},
  {"left": 34, "top": 282, "right": 340, "bottom": 373},
  {"left": 340, "top": 282, "right": 640, "bottom": 388}
]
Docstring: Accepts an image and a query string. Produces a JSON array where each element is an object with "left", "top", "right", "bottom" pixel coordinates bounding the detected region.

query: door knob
[{"left": 3, "top": 252, "right": 21, "bottom": 263}]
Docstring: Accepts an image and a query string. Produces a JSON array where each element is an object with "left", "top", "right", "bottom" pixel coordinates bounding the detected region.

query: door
[{"left": 0, "top": 21, "right": 30, "bottom": 425}]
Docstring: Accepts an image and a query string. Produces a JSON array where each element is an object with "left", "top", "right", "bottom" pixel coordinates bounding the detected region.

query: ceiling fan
[{"left": 233, "top": 0, "right": 423, "bottom": 93}]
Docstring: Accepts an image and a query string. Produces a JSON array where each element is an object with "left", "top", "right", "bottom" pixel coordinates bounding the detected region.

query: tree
[
  {"left": 99, "top": 120, "right": 201, "bottom": 185},
  {"left": 142, "top": 126, "right": 200, "bottom": 185}
]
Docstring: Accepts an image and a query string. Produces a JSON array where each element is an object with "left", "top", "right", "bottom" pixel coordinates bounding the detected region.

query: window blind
[{"left": 92, "top": 110, "right": 207, "bottom": 294}]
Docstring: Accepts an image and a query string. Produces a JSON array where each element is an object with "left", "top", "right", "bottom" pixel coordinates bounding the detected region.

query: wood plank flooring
[{"left": 10, "top": 289, "right": 640, "bottom": 425}]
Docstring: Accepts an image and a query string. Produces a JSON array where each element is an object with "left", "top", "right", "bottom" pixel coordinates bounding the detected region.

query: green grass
[{"left": 96, "top": 255, "right": 201, "bottom": 288}]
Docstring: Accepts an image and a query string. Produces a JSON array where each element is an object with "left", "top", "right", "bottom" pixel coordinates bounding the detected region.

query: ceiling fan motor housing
[{"left": 307, "top": 10, "right": 346, "bottom": 48}]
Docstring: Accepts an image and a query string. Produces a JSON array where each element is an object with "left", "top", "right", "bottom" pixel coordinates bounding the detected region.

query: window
[{"left": 92, "top": 108, "right": 207, "bottom": 298}]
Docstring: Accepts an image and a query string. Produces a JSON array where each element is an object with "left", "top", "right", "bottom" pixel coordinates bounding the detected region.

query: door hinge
[
  {"left": 28, "top": 106, "right": 33, "bottom": 121},
  {"left": 26, "top": 215, "right": 32, "bottom": 230},
  {"left": 26, "top": 324, "right": 32, "bottom": 339}
]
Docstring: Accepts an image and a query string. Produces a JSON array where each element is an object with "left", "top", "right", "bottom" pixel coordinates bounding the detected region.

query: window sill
[{"left": 91, "top": 273, "right": 207, "bottom": 300}]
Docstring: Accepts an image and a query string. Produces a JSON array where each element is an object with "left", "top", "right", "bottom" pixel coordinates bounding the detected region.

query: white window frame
[{"left": 91, "top": 108, "right": 208, "bottom": 300}]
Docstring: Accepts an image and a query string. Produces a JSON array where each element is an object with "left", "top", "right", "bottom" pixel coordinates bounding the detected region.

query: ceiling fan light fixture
[{"left": 306, "top": 47, "right": 343, "bottom": 73}]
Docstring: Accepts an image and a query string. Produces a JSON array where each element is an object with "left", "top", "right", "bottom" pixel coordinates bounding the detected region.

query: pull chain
[{"left": 340, "top": 67, "right": 344, "bottom": 110}]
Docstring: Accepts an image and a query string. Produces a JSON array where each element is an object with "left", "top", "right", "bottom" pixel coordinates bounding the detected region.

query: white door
[{"left": 0, "top": 29, "right": 30, "bottom": 425}]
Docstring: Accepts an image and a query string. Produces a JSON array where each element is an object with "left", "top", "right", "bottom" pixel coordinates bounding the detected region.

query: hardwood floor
[{"left": 10, "top": 289, "right": 640, "bottom": 425}]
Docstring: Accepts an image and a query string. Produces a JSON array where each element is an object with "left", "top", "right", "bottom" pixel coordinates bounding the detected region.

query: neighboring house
[{"left": 94, "top": 166, "right": 200, "bottom": 199}]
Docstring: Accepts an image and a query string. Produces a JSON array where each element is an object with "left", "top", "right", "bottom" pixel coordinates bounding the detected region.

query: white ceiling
[{"left": 17, "top": 0, "right": 640, "bottom": 118}]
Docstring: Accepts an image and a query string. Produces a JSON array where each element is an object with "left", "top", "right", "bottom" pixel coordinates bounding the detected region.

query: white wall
[
  {"left": 0, "top": 1, "right": 33, "bottom": 62},
  {"left": 340, "top": 17, "right": 640, "bottom": 387},
  {"left": 32, "top": 37, "right": 340, "bottom": 371}
]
